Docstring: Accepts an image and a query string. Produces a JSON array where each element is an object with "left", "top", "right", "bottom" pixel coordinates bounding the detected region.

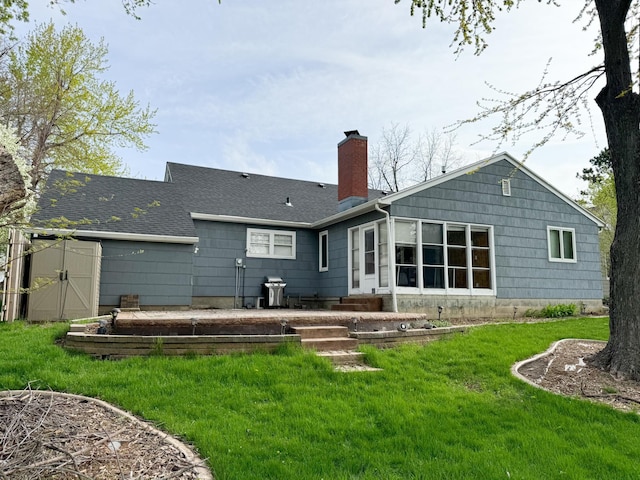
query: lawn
[{"left": 1, "top": 317, "right": 639, "bottom": 479}]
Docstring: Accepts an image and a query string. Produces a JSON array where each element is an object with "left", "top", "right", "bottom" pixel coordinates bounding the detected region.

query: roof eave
[
  {"left": 28, "top": 228, "right": 199, "bottom": 245},
  {"left": 191, "top": 212, "right": 312, "bottom": 228}
]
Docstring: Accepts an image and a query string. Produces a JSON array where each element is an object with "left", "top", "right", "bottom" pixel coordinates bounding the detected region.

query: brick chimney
[{"left": 337, "top": 130, "right": 368, "bottom": 212}]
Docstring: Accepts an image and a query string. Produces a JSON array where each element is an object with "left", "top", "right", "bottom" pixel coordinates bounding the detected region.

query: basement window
[{"left": 247, "top": 228, "right": 296, "bottom": 259}]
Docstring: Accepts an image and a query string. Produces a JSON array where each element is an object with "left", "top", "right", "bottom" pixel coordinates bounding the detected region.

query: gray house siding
[
  {"left": 99, "top": 240, "right": 194, "bottom": 307},
  {"left": 192, "top": 221, "right": 320, "bottom": 304},
  {"left": 316, "top": 210, "right": 386, "bottom": 298},
  {"left": 389, "top": 159, "right": 602, "bottom": 301}
]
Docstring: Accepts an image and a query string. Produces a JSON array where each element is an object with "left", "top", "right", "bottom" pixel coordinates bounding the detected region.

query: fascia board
[
  {"left": 28, "top": 228, "right": 199, "bottom": 245},
  {"left": 500, "top": 156, "right": 606, "bottom": 228},
  {"left": 191, "top": 212, "right": 311, "bottom": 229},
  {"left": 377, "top": 152, "right": 605, "bottom": 228}
]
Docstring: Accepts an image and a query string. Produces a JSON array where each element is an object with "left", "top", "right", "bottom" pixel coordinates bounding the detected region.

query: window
[
  {"left": 378, "top": 222, "right": 389, "bottom": 288},
  {"left": 422, "top": 223, "right": 445, "bottom": 288},
  {"left": 548, "top": 226, "right": 576, "bottom": 262},
  {"left": 471, "top": 229, "right": 491, "bottom": 288},
  {"left": 501, "top": 178, "right": 511, "bottom": 196},
  {"left": 319, "top": 231, "right": 328, "bottom": 272},
  {"left": 247, "top": 228, "right": 296, "bottom": 259},
  {"left": 351, "top": 229, "right": 360, "bottom": 289},
  {"left": 395, "top": 220, "right": 417, "bottom": 287},
  {"left": 394, "top": 220, "right": 494, "bottom": 293}
]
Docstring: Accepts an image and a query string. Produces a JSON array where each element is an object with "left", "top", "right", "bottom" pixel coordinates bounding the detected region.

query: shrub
[{"left": 539, "top": 303, "right": 577, "bottom": 318}]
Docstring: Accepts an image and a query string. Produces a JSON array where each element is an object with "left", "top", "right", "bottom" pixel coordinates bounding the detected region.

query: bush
[{"left": 539, "top": 303, "right": 577, "bottom": 318}]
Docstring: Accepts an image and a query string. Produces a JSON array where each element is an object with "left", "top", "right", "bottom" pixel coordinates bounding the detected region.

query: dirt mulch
[
  {"left": 0, "top": 389, "right": 213, "bottom": 480},
  {"left": 514, "top": 339, "right": 640, "bottom": 413}
]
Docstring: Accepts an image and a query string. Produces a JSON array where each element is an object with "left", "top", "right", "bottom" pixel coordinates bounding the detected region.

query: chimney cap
[{"left": 344, "top": 130, "right": 360, "bottom": 137}]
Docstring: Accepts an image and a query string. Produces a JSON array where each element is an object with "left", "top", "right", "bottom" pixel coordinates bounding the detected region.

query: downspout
[{"left": 375, "top": 202, "right": 398, "bottom": 313}]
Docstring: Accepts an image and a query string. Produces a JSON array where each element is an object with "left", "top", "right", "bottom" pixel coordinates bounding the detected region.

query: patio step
[
  {"left": 291, "top": 325, "right": 358, "bottom": 351},
  {"left": 300, "top": 337, "right": 359, "bottom": 351},
  {"left": 317, "top": 350, "right": 366, "bottom": 365},
  {"left": 291, "top": 325, "right": 350, "bottom": 339},
  {"left": 330, "top": 296, "right": 383, "bottom": 312}
]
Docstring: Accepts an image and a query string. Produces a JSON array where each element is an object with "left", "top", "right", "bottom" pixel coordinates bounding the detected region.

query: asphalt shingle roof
[
  {"left": 33, "top": 170, "right": 197, "bottom": 238},
  {"left": 33, "top": 164, "right": 385, "bottom": 237},
  {"left": 165, "top": 162, "right": 385, "bottom": 224}
]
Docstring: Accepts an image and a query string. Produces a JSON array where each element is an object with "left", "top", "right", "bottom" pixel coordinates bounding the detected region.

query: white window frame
[
  {"left": 547, "top": 226, "right": 577, "bottom": 263},
  {"left": 392, "top": 217, "right": 496, "bottom": 296},
  {"left": 246, "top": 228, "right": 296, "bottom": 259},
  {"left": 319, "top": 230, "right": 329, "bottom": 272},
  {"left": 501, "top": 178, "right": 511, "bottom": 196}
]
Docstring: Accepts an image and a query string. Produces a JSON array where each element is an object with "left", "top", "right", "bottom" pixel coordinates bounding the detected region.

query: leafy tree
[
  {"left": 0, "top": 22, "right": 156, "bottom": 190},
  {"left": 579, "top": 148, "right": 612, "bottom": 186},
  {"left": 368, "top": 123, "right": 463, "bottom": 192},
  {"left": 397, "top": 0, "right": 640, "bottom": 378},
  {"left": 578, "top": 149, "right": 616, "bottom": 281},
  {"left": 0, "top": 1, "right": 155, "bottom": 36}
]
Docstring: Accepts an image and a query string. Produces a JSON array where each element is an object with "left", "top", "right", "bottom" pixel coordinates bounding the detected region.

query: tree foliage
[
  {"left": 578, "top": 149, "right": 616, "bottom": 279},
  {"left": 0, "top": 22, "right": 156, "bottom": 190},
  {"left": 368, "top": 123, "right": 463, "bottom": 192}
]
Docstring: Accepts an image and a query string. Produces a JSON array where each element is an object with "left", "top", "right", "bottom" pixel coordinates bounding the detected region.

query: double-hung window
[
  {"left": 247, "top": 228, "right": 296, "bottom": 259},
  {"left": 547, "top": 226, "right": 576, "bottom": 262}
]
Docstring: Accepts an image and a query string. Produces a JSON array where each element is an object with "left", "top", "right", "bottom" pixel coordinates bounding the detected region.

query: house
[{"left": 18, "top": 131, "right": 603, "bottom": 321}]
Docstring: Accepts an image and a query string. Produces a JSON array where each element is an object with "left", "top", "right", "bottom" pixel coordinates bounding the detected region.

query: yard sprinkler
[
  {"left": 280, "top": 318, "right": 288, "bottom": 335},
  {"left": 191, "top": 317, "right": 199, "bottom": 335},
  {"left": 352, "top": 317, "right": 358, "bottom": 332},
  {"left": 437, "top": 305, "right": 443, "bottom": 322}
]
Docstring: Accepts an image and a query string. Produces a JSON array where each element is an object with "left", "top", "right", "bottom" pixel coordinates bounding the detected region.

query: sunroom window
[
  {"left": 395, "top": 220, "right": 417, "bottom": 287},
  {"left": 422, "top": 223, "right": 445, "bottom": 288},
  {"left": 395, "top": 220, "right": 493, "bottom": 293}
]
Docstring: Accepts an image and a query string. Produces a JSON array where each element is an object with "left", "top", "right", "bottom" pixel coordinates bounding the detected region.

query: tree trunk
[
  {"left": 0, "top": 148, "right": 26, "bottom": 217},
  {"left": 591, "top": 0, "right": 640, "bottom": 379}
]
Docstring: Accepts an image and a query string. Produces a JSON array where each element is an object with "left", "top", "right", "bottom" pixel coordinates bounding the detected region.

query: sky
[{"left": 18, "top": 1, "right": 607, "bottom": 199}]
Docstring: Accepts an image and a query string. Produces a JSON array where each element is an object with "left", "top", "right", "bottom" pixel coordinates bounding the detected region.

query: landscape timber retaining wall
[
  {"left": 354, "top": 325, "right": 468, "bottom": 348},
  {"left": 64, "top": 331, "right": 302, "bottom": 359}
]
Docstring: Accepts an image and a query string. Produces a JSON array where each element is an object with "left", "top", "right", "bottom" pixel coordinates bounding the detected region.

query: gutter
[
  {"left": 28, "top": 228, "right": 199, "bottom": 245},
  {"left": 375, "top": 202, "right": 398, "bottom": 313}
]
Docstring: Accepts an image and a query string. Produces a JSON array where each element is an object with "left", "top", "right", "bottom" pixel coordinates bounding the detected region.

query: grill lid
[{"left": 264, "top": 275, "right": 285, "bottom": 283}]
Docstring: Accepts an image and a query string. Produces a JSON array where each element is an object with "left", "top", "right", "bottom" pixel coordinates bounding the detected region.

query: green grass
[{"left": 1, "top": 318, "right": 639, "bottom": 479}]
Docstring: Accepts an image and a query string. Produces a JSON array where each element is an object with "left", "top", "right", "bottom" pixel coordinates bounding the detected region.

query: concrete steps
[{"left": 292, "top": 325, "right": 359, "bottom": 352}]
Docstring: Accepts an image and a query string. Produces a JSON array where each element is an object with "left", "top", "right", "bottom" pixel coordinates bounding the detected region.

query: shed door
[{"left": 28, "top": 240, "right": 101, "bottom": 321}]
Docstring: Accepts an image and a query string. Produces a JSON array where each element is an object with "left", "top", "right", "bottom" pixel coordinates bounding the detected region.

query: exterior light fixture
[
  {"left": 513, "top": 306, "right": 518, "bottom": 320},
  {"left": 280, "top": 318, "right": 288, "bottom": 335},
  {"left": 191, "top": 317, "right": 199, "bottom": 335},
  {"left": 352, "top": 317, "right": 358, "bottom": 332},
  {"left": 398, "top": 323, "right": 408, "bottom": 332},
  {"left": 110, "top": 308, "right": 121, "bottom": 328},
  {"left": 437, "top": 305, "right": 443, "bottom": 322}
]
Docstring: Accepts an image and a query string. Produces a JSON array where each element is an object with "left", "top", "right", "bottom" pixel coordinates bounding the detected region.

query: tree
[
  {"left": 578, "top": 149, "right": 616, "bottom": 282},
  {"left": 397, "top": 1, "right": 640, "bottom": 378},
  {"left": 0, "top": 22, "right": 156, "bottom": 190},
  {"left": 368, "top": 123, "right": 463, "bottom": 192},
  {"left": 0, "top": 123, "right": 32, "bottom": 228}
]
